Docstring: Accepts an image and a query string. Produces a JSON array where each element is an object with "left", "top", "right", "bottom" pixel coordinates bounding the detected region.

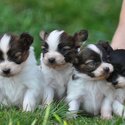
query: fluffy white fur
[
  {"left": 41, "top": 55, "right": 73, "bottom": 105},
  {"left": 88, "top": 44, "right": 101, "bottom": 55},
  {"left": 67, "top": 70, "right": 115, "bottom": 119},
  {"left": 112, "top": 76, "right": 125, "bottom": 117},
  {"left": 42, "top": 30, "right": 66, "bottom": 67},
  {"left": 0, "top": 47, "right": 44, "bottom": 111},
  {"left": 66, "top": 44, "right": 115, "bottom": 119},
  {"left": 0, "top": 34, "right": 10, "bottom": 54},
  {"left": 40, "top": 30, "right": 73, "bottom": 105}
]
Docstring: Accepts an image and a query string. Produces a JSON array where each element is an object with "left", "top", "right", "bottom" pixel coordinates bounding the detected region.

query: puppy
[
  {"left": 39, "top": 29, "right": 88, "bottom": 105},
  {"left": 0, "top": 33, "right": 44, "bottom": 111},
  {"left": 66, "top": 42, "right": 114, "bottom": 119},
  {"left": 107, "top": 49, "right": 125, "bottom": 117}
]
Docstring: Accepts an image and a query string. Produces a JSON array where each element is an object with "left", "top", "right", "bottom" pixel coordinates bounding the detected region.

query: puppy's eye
[
  {"left": 85, "top": 60, "right": 96, "bottom": 68},
  {"left": 15, "top": 52, "right": 22, "bottom": 60},
  {"left": 42, "top": 46, "right": 48, "bottom": 53},
  {"left": 63, "top": 46, "right": 71, "bottom": 50},
  {"left": 15, "top": 52, "right": 22, "bottom": 57}
]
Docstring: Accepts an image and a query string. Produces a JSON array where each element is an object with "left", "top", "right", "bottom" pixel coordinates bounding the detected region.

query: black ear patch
[
  {"left": 97, "top": 41, "right": 113, "bottom": 54},
  {"left": 96, "top": 41, "right": 113, "bottom": 62},
  {"left": 73, "top": 29, "right": 88, "bottom": 48},
  {"left": 19, "top": 33, "right": 33, "bottom": 50},
  {"left": 57, "top": 29, "right": 88, "bottom": 63}
]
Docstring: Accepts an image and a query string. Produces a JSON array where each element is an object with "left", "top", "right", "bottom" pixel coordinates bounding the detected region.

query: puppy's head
[
  {"left": 107, "top": 49, "right": 125, "bottom": 88},
  {"left": 40, "top": 30, "right": 88, "bottom": 68},
  {"left": 73, "top": 42, "right": 113, "bottom": 80},
  {"left": 0, "top": 33, "right": 33, "bottom": 77}
]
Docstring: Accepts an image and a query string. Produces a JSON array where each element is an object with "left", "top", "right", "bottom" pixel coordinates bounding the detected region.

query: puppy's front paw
[
  {"left": 23, "top": 104, "right": 34, "bottom": 112},
  {"left": 23, "top": 101, "right": 36, "bottom": 112},
  {"left": 66, "top": 111, "right": 78, "bottom": 119},
  {"left": 38, "top": 104, "right": 51, "bottom": 109},
  {"left": 101, "top": 113, "right": 112, "bottom": 120}
]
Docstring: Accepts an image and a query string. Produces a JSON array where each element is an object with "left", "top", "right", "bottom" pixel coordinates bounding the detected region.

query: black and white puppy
[
  {"left": 66, "top": 42, "right": 114, "bottom": 119},
  {"left": 0, "top": 33, "right": 44, "bottom": 111},
  {"left": 39, "top": 30, "right": 88, "bottom": 105},
  {"left": 107, "top": 48, "right": 125, "bottom": 117}
]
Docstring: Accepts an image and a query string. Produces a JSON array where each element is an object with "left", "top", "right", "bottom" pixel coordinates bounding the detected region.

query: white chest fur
[
  {"left": 0, "top": 47, "right": 44, "bottom": 111},
  {"left": 41, "top": 62, "right": 73, "bottom": 105},
  {"left": 67, "top": 72, "right": 114, "bottom": 115}
]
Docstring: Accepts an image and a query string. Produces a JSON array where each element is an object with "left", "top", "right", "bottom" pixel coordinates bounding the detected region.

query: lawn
[{"left": 0, "top": 0, "right": 124, "bottom": 124}]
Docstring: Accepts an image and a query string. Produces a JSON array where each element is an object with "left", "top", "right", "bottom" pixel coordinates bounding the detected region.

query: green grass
[
  {"left": 0, "top": 0, "right": 124, "bottom": 124},
  {"left": 0, "top": 102, "right": 125, "bottom": 125}
]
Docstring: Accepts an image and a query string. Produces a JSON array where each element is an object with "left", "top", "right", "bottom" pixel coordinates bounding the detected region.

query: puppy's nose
[
  {"left": 104, "top": 67, "right": 109, "bottom": 73},
  {"left": 48, "top": 58, "right": 55, "bottom": 64},
  {"left": 3, "top": 68, "right": 10, "bottom": 74}
]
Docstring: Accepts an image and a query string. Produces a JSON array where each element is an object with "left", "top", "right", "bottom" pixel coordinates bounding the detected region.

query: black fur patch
[
  {"left": 96, "top": 41, "right": 113, "bottom": 62},
  {"left": 107, "top": 49, "right": 125, "bottom": 85},
  {"left": 7, "top": 33, "right": 33, "bottom": 64},
  {"left": 0, "top": 50, "right": 4, "bottom": 62},
  {"left": 73, "top": 48, "right": 101, "bottom": 77},
  {"left": 58, "top": 32, "right": 78, "bottom": 63}
]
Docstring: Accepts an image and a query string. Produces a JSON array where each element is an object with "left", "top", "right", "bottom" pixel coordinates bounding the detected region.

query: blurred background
[{"left": 0, "top": 0, "right": 122, "bottom": 59}]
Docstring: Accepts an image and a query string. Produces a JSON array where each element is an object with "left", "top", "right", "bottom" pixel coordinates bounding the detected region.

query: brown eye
[
  {"left": 15, "top": 52, "right": 22, "bottom": 57},
  {"left": 42, "top": 46, "right": 48, "bottom": 53},
  {"left": 15, "top": 52, "right": 22, "bottom": 59}
]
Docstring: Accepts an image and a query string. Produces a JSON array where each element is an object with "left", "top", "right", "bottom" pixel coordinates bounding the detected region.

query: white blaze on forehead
[
  {"left": 0, "top": 34, "right": 11, "bottom": 53},
  {"left": 46, "top": 30, "right": 64, "bottom": 51},
  {"left": 87, "top": 44, "right": 101, "bottom": 55}
]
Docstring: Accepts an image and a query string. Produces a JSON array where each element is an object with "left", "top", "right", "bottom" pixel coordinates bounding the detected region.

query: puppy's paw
[
  {"left": 38, "top": 104, "right": 51, "bottom": 109},
  {"left": 113, "top": 100, "right": 125, "bottom": 117},
  {"left": 23, "top": 102, "right": 35, "bottom": 112},
  {"left": 38, "top": 105, "right": 45, "bottom": 109},
  {"left": 66, "top": 111, "right": 78, "bottom": 119},
  {"left": 23, "top": 106, "right": 33, "bottom": 112},
  {"left": 101, "top": 114, "right": 112, "bottom": 120}
]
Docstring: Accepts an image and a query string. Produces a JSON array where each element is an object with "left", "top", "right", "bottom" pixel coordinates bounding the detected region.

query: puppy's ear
[
  {"left": 39, "top": 31, "right": 48, "bottom": 41},
  {"left": 19, "top": 33, "right": 33, "bottom": 50},
  {"left": 97, "top": 41, "right": 113, "bottom": 53},
  {"left": 73, "top": 29, "right": 88, "bottom": 47}
]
